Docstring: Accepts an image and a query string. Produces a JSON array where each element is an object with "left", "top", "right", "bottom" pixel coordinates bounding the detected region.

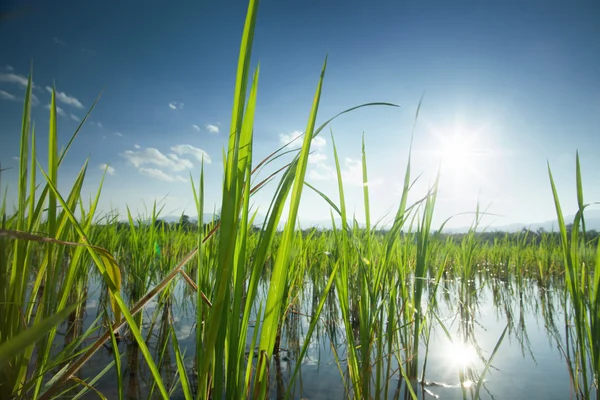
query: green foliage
[
  {"left": 548, "top": 152, "right": 600, "bottom": 400},
  {"left": 0, "top": 2, "right": 598, "bottom": 400}
]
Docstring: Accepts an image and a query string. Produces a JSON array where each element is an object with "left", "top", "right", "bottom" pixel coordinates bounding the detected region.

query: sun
[
  {"left": 441, "top": 132, "right": 478, "bottom": 171},
  {"left": 422, "top": 119, "right": 499, "bottom": 206},
  {"left": 430, "top": 122, "right": 493, "bottom": 193},
  {"left": 436, "top": 123, "right": 488, "bottom": 176}
]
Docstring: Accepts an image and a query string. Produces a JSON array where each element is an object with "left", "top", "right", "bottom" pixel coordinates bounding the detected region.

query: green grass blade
[
  {"left": 304, "top": 181, "right": 342, "bottom": 217},
  {"left": 361, "top": 133, "right": 372, "bottom": 259},
  {"left": 474, "top": 324, "right": 509, "bottom": 398},
  {"left": 197, "top": 1, "right": 259, "bottom": 397},
  {"left": 48, "top": 86, "right": 58, "bottom": 236},
  {"left": 330, "top": 132, "right": 347, "bottom": 232},
  {"left": 256, "top": 56, "right": 328, "bottom": 394},
  {"left": 171, "top": 328, "right": 193, "bottom": 400},
  {"left": 575, "top": 151, "right": 586, "bottom": 237},
  {"left": 108, "top": 322, "right": 124, "bottom": 400},
  {"left": 0, "top": 303, "right": 79, "bottom": 369}
]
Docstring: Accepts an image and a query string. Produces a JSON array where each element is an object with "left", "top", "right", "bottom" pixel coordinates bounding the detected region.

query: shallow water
[{"left": 67, "top": 273, "right": 587, "bottom": 399}]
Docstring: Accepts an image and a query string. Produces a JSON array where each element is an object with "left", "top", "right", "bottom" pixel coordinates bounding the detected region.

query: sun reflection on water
[{"left": 446, "top": 341, "right": 476, "bottom": 367}]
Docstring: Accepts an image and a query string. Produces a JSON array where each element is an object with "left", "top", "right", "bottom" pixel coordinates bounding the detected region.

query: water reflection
[{"left": 75, "top": 272, "right": 586, "bottom": 399}]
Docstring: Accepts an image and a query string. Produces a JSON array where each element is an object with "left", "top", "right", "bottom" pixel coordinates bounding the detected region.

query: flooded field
[{"left": 71, "top": 268, "right": 581, "bottom": 399}]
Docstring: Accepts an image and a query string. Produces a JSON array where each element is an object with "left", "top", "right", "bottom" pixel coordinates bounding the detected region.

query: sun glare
[
  {"left": 441, "top": 133, "right": 478, "bottom": 171},
  {"left": 446, "top": 342, "right": 476, "bottom": 367},
  {"left": 423, "top": 121, "right": 497, "bottom": 204}
]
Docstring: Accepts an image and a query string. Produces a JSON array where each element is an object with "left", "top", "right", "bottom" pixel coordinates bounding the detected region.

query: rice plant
[
  {"left": 1, "top": 0, "right": 599, "bottom": 399},
  {"left": 548, "top": 151, "right": 599, "bottom": 400}
]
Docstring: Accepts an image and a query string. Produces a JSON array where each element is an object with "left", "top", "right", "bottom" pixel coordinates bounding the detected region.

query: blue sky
[{"left": 1, "top": 0, "right": 599, "bottom": 229}]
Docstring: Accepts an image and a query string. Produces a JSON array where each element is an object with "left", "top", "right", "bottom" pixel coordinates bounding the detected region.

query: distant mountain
[
  {"left": 147, "top": 210, "right": 600, "bottom": 234},
  {"left": 272, "top": 209, "right": 600, "bottom": 234},
  {"left": 444, "top": 209, "right": 600, "bottom": 234}
]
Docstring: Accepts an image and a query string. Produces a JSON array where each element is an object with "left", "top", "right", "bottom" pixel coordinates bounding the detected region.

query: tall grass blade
[{"left": 256, "top": 56, "right": 328, "bottom": 395}]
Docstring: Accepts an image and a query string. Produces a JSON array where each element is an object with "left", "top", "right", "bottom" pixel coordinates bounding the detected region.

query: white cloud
[
  {"left": 312, "top": 136, "right": 326, "bottom": 149},
  {"left": 121, "top": 144, "right": 211, "bottom": 184},
  {"left": 279, "top": 131, "right": 303, "bottom": 148},
  {"left": 206, "top": 124, "right": 219, "bottom": 134},
  {"left": 167, "top": 153, "right": 191, "bottom": 165},
  {"left": 342, "top": 157, "right": 383, "bottom": 187},
  {"left": 308, "top": 152, "right": 327, "bottom": 164},
  {"left": 121, "top": 147, "right": 194, "bottom": 171},
  {"left": 306, "top": 156, "right": 383, "bottom": 187},
  {"left": 53, "top": 37, "right": 66, "bottom": 46},
  {"left": 0, "top": 89, "right": 38, "bottom": 105},
  {"left": 139, "top": 168, "right": 185, "bottom": 183},
  {"left": 5, "top": 65, "right": 13, "bottom": 71},
  {"left": 0, "top": 72, "right": 29, "bottom": 87},
  {"left": 114, "top": 131, "right": 123, "bottom": 137},
  {"left": 308, "top": 164, "right": 335, "bottom": 181},
  {"left": 90, "top": 121, "right": 103, "bottom": 128},
  {"left": 0, "top": 90, "right": 16, "bottom": 100},
  {"left": 192, "top": 124, "right": 200, "bottom": 132},
  {"left": 279, "top": 131, "right": 327, "bottom": 150},
  {"left": 342, "top": 157, "right": 363, "bottom": 185},
  {"left": 134, "top": 144, "right": 140, "bottom": 149},
  {"left": 45, "top": 86, "right": 84, "bottom": 109},
  {"left": 99, "top": 163, "right": 115, "bottom": 175},
  {"left": 70, "top": 113, "right": 79, "bottom": 121},
  {"left": 171, "top": 144, "right": 212, "bottom": 164},
  {"left": 169, "top": 101, "right": 184, "bottom": 110},
  {"left": 44, "top": 103, "right": 66, "bottom": 117}
]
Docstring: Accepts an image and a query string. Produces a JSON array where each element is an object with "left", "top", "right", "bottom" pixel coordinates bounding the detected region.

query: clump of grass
[
  {"left": 548, "top": 151, "right": 600, "bottom": 400},
  {"left": 0, "top": 75, "right": 113, "bottom": 400}
]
